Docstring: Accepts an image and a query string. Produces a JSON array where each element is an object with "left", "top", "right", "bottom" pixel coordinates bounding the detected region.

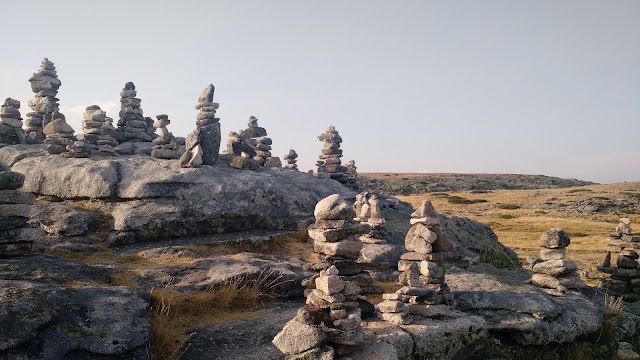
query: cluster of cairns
[
  {"left": 283, "top": 149, "right": 298, "bottom": 170},
  {"left": 0, "top": 165, "right": 35, "bottom": 258},
  {"left": 42, "top": 111, "right": 77, "bottom": 155},
  {"left": 598, "top": 218, "right": 640, "bottom": 300},
  {"left": 0, "top": 98, "right": 25, "bottom": 147},
  {"left": 353, "top": 193, "right": 396, "bottom": 277},
  {"left": 116, "top": 82, "right": 155, "bottom": 143},
  {"left": 25, "top": 58, "right": 62, "bottom": 144},
  {"left": 530, "top": 228, "right": 583, "bottom": 297},
  {"left": 305, "top": 194, "right": 379, "bottom": 295},
  {"left": 316, "top": 125, "right": 356, "bottom": 188},
  {"left": 245, "top": 116, "right": 281, "bottom": 168},
  {"left": 151, "top": 114, "right": 180, "bottom": 159},
  {"left": 273, "top": 264, "right": 363, "bottom": 359},
  {"left": 376, "top": 200, "right": 454, "bottom": 325},
  {"left": 180, "top": 84, "right": 221, "bottom": 168},
  {"left": 78, "top": 105, "right": 118, "bottom": 156}
]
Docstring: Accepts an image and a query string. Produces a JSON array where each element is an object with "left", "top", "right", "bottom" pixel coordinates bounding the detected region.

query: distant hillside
[{"left": 357, "top": 173, "right": 596, "bottom": 195}]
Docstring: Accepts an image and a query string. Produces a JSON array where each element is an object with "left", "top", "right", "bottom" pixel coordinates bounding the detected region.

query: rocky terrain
[
  {"left": 0, "top": 144, "right": 638, "bottom": 360},
  {"left": 358, "top": 173, "right": 596, "bottom": 195}
]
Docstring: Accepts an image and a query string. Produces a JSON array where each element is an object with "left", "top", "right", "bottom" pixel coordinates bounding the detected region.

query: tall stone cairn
[
  {"left": 283, "top": 149, "right": 298, "bottom": 170},
  {"left": 598, "top": 218, "right": 640, "bottom": 301},
  {"left": 530, "top": 228, "right": 584, "bottom": 296},
  {"left": 179, "top": 84, "right": 221, "bottom": 168},
  {"left": 0, "top": 164, "right": 36, "bottom": 257},
  {"left": 316, "top": 125, "right": 356, "bottom": 189},
  {"left": 242, "top": 116, "right": 281, "bottom": 167},
  {"left": 25, "top": 58, "right": 62, "bottom": 144},
  {"left": 116, "top": 82, "right": 154, "bottom": 142},
  {"left": 78, "top": 105, "right": 118, "bottom": 155},
  {"left": 42, "top": 111, "right": 76, "bottom": 155},
  {"left": 0, "top": 98, "right": 26, "bottom": 147},
  {"left": 376, "top": 200, "right": 453, "bottom": 325}
]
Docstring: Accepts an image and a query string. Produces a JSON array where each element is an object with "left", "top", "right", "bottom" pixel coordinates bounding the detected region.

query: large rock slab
[
  {"left": 448, "top": 268, "right": 602, "bottom": 345},
  {"left": 0, "top": 280, "right": 150, "bottom": 359}
]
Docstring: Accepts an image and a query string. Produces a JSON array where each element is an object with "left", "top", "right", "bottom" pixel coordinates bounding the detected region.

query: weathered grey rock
[
  {"left": 29, "top": 201, "right": 95, "bottom": 236},
  {"left": 538, "top": 228, "right": 571, "bottom": 249},
  {"left": 314, "top": 194, "right": 355, "bottom": 220},
  {"left": 532, "top": 259, "right": 577, "bottom": 276},
  {"left": 539, "top": 248, "right": 566, "bottom": 260},
  {"left": 272, "top": 318, "right": 326, "bottom": 355},
  {"left": 530, "top": 272, "right": 585, "bottom": 289}
]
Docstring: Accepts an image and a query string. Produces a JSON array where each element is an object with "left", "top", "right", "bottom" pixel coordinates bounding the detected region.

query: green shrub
[
  {"left": 470, "top": 190, "right": 492, "bottom": 194},
  {"left": 567, "top": 188, "right": 592, "bottom": 193},
  {"left": 497, "top": 203, "right": 520, "bottom": 210},
  {"left": 448, "top": 196, "right": 487, "bottom": 204},
  {"left": 431, "top": 192, "right": 449, "bottom": 198},
  {"left": 499, "top": 214, "right": 515, "bottom": 219}
]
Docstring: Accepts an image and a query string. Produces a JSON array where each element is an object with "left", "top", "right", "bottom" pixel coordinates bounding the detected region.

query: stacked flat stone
[
  {"left": 179, "top": 84, "right": 221, "bottom": 168},
  {"left": 377, "top": 200, "right": 453, "bottom": 325},
  {"left": 0, "top": 98, "right": 26, "bottom": 147},
  {"left": 283, "top": 149, "right": 299, "bottom": 170},
  {"left": 25, "top": 58, "right": 61, "bottom": 143},
  {"left": 96, "top": 117, "right": 118, "bottom": 156},
  {"left": 358, "top": 194, "right": 386, "bottom": 245},
  {"left": 598, "top": 219, "right": 640, "bottom": 301},
  {"left": 43, "top": 111, "right": 76, "bottom": 154},
  {"left": 530, "top": 228, "right": 583, "bottom": 296},
  {"left": 225, "top": 131, "right": 258, "bottom": 170},
  {"left": 151, "top": 115, "right": 180, "bottom": 159},
  {"left": 273, "top": 265, "right": 363, "bottom": 359},
  {"left": 77, "top": 105, "right": 113, "bottom": 153},
  {"left": 346, "top": 160, "right": 357, "bottom": 181},
  {"left": 61, "top": 140, "right": 91, "bottom": 158},
  {"left": 242, "top": 116, "right": 280, "bottom": 167},
  {"left": 116, "top": 82, "right": 153, "bottom": 142},
  {"left": 304, "top": 194, "right": 382, "bottom": 296},
  {"left": 0, "top": 165, "right": 36, "bottom": 257},
  {"left": 316, "top": 125, "right": 357, "bottom": 189}
]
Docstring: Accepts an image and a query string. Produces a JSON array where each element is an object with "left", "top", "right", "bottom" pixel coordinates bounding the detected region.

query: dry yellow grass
[{"left": 398, "top": 182, "right": 640, "bottom": 271}]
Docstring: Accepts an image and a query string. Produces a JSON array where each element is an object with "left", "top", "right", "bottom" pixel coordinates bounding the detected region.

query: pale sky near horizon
[{"left": 0, "top": 1, "right": 638, "bottom": 183}]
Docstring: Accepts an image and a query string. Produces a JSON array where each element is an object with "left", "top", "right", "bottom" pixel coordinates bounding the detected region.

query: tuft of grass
[
  {"left": 567, "top": 188, "right": 593, "bottom": 193},
  {"left": 497, "top": 203, "right": 520, "bottom": 210},
  {"left": 478, "top": 249, "right": 518, "bottom": 268},
  {"left": 148, "top": 273, "right": 278, "bottom": 360},
  {"left": 470, "top": 190, "right": 492, "bottom": 194},
  {"left": 598, "top": 294, "right": 625, "bottom": 342},
  {"left": 499, "top": 214, "right": 516, "bottom": 220},
  {"left": 447, "top": 196, "right": 488, "bottom": 205}
]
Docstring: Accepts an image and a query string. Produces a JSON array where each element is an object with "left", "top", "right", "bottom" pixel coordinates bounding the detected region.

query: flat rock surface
[{"left": 182, "top": 300, "right": 302, "bottom": 360}]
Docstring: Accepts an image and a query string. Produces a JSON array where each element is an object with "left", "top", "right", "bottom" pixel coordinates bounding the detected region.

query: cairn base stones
[
  {"left": 25, "top": 58, "right": 61, "bottom": 144},
  {"left": 0, "top": 98, "right": 26, "bottom": 147},
  {"left": 43, "top": 112, "right": 76, "bottom": 154}
]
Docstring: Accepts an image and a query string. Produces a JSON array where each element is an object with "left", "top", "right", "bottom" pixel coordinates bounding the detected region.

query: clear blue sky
[{"left": 1, "top": 1, "right": 638, "bottom": 183}]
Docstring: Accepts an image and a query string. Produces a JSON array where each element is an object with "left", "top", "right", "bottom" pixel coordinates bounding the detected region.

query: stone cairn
[
  {"left": 61, "top": 140, "right": 91, "bottom": 158},
  {"left": 25, "top": 58, "right": 62, "bottom": 144},
  {"left": 305, "top": 194, "right": 379, "bottom": 295},
  {"left": 0, "top": 98, "right": 26, "bottom": 147},
  {"left": 0, "top": 165, "right": 36, "bottom": 257},
  {"left": 77, "top": 105, "right": 118, "bottom": 155},
  {"left": 316, "top": 125, "right": 357, "bottom": 189},
  {"left": 116, "top": 82, "right": 154, "bottom": 142},
  {"left": 346, "top": 160, "right": 357, "bottom": 178},
  {"left": 376, "top": 200, "right": 453, "bottom": 325},
  {"left": 225, "top": 130, "right": 258, "bottom": 170},
  {"left": 283, "top": 149, "right": 298, "bottom": 170},
  {"left": 243, "top": 116, "right": 281, "bottom": 167},
  {"left": 179, "top": 84, "right": 221, "bottom": 168},
  {"left": 151, "top": 114, "right": 180, "bottom": 159},
  {"left": 598, "top": 218, "right": 640, "bottom": 301},
  {"left": 43, "top": 111, "right": 76, "bottom": 155},
  {"left": 530, "top": 228, "right": 583, "bottom": 297}
]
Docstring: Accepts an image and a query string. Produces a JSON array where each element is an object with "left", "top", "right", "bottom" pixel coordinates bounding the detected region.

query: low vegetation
[{"left": 447, "top": 196, "right": 488, "bottom": 205}]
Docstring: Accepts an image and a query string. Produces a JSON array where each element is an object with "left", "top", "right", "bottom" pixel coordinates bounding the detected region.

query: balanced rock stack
[
  {"left": 225, "top": 131, "right": 258, "bottom": 170},
  {"left": 357, "top": 194, "right": 386, "bottom": 245},
  {"left": 377, "top": 200, "right": 453, "bottom": 325},
  {"left": 283, "top": 149, "right": 299, "bottom": 170},
  {"left": 151, "top": 114, "right": 180, "bottom": 159},
  {"left": 61, "top": 140, "right": 91, "bottom": 158},
  {"left": 43, "top": 111, "right": 76, "bottom": 154},
  {"left": 345, "top": 160, "right": 357, "bottom": 179},
  {"left": 273, "top": 265, "right": 363, "bottom": 359},
  {"left": 25, "top": 58, "right": 62, "bottom": 143},
  {"left": 0, "top": 98, "right": 26, "bottom": 146},
  {"left": 530, "top": 228, "right": 583, "bottom": 296},
  {"left": 78, "top": 105, "right": 118, "bottom": 154},
  {"left": 598, "top": 219, "right": 640, "bottom": 301},
  {"left": 0, "top": 165, "right": 36, "bottom": 257},
  {"left": 179, "top": 84, "right": 221, "bottom": 168},
  {"left": 116, "top": 82, "right": 153, "bottom": 142},
  {"left": 305, "top": 194, "right": 380, "bottom": 296},
  {"left": 316, "top": 125, "right": 356, "bottom": 189},
  {"left": 243, "top": 116, "right": 280, "bottom": 167}
]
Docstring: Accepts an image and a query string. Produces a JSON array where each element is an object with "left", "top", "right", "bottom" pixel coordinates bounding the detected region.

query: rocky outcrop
[{"left": 358, "top": 173, "right": 596, "bottom": 195}]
